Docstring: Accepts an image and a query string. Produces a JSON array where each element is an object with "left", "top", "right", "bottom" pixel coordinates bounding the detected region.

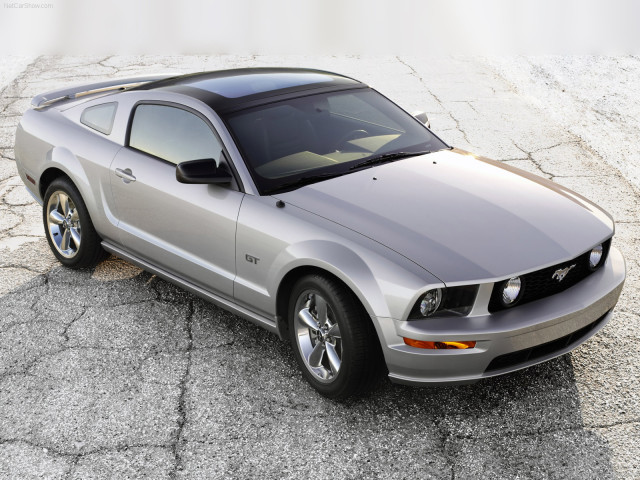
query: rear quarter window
[{"left": 80, "top": 102, "right": 117, "bottom": 135}]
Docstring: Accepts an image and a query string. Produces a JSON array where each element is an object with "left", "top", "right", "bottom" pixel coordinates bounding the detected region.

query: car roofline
[
  {"left": 133, "top": 67, "right": 366, "bottom": 113},
  {"left": 138, "top": 67, "right": 364, "bottom": 89},
  {"left": 180, "top": 83, "right": 371, "bottom": 115}
]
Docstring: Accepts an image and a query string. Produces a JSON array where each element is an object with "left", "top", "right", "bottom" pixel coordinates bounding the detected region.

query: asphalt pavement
[{"left": 0, "top": 55, "right": 638, "bottom": 479}]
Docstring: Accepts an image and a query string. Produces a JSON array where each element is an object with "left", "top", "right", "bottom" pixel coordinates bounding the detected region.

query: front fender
[
  {"left": 234, "top": 195, "right": 443, "bottom": 322},
  {"left": 269, "top": 239, "right": 389, "bottom": 318}
]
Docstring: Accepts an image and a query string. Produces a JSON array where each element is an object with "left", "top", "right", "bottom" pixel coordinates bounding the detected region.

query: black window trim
[
  {"left": 80, "top": 101, "right": 118, "bottom": 135},
  {"left": 125, "top": 100, "right": 245, "bottom": 192}
]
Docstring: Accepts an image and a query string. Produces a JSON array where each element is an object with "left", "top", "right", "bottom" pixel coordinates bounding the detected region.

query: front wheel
[
  {"left": 43, "top": 177, "right": 106, "bottom": 269},
  {"left": 288, "top": 274, "right": 381, "bottom": 399}
]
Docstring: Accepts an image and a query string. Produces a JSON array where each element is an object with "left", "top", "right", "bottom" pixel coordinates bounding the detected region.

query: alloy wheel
[
  {"left": 46, "top": 190, "right": 81, "bottom": 258},
  {"left": 294, "top": 291, "right": 343, "bottom": 383}
]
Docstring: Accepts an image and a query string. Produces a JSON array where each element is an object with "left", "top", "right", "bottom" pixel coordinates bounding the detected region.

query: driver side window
[{"left": 129, "top": 104, "right": 222, "bottom": 165}]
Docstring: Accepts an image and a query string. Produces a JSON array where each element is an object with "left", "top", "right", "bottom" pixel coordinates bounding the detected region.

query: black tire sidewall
[
  {"left": 43, "top": 177, "right": 103, "bottom": 268},
  {"left": 288, "top": 274, "right": 369, "bottom": 399}
]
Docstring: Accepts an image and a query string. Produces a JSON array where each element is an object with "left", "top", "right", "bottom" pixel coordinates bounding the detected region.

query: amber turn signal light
[{"left": 403, "top": 338, "right": 476, "bottom": 350}]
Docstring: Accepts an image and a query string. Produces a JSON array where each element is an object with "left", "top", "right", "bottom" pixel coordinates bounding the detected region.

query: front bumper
[{"left": 377, "top": 246, "right": 626, "bottom": 385}]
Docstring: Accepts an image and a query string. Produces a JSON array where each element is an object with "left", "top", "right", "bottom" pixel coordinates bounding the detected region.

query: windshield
[{"left": 224, "top": 88, "right": 448, "bottom": 194}]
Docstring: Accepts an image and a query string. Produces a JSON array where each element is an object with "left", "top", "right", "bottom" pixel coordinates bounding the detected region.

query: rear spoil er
[
  {"left": 383, "top": 246, "right": 625, "bottom": 386},
  {"left": 102, "top": 241, "right": 282, "bottom": 338},
  {"left": 31, "top": 75, "right": 175, "bottom": 109}
]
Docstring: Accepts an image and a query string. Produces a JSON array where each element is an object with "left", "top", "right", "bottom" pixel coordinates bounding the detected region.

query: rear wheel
[
  {"left": 288, "top": 274, "right": 381, "bottom": 399},
  {"left": 43, "top": 177, "right": 106, "bottom": 268}
]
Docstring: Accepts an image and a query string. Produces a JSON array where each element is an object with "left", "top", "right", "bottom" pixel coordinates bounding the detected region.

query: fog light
[
  {"left": 502, "top": 276, "right": 522, "bottom": 306},
  {"left": 589, "top": 244, "right": 603, "bottom": 269},
  {"left": 419, "top": 289, "right": 442, "bottom": 317},
  {"left": 403, "top": 338, "right": 476, "bottom": 349}
]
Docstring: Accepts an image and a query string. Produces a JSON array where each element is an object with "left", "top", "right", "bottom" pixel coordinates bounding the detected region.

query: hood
[{"left": 276, "top": 149, "right": 614, "bottom": 284}]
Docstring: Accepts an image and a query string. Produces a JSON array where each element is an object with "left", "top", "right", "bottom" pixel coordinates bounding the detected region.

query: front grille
[
  {"left": 485, "top": 310, "right": 609, "bottom": 373},
  {"left": 488, "top": 239, "right": 611, "bottom": 313}
]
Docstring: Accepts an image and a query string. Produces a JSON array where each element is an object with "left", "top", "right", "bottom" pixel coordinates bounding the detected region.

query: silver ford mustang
[{"left": 14, "top": 68, "right": 626, "bottom": 399}]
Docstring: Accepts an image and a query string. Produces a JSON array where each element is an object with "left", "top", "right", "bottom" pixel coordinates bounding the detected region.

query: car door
[{"left": 109, "top": 102, "right": 244, "bottom": 299}]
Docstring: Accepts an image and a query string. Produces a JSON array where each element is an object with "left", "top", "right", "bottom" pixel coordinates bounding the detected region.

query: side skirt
[{"left": 101, "top": 240, "right": 282, "bottom": 338}]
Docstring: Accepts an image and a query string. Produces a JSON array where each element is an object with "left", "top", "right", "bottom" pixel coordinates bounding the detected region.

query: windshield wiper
[
  {"left": 349, "top": 150, "right": 430, "bottom": 170},
  {"left": 264, "top": 171, "right": 348, "bottom": 194},
  {"left": 264, "top": 150, "right": 431, "bottom": 194}
]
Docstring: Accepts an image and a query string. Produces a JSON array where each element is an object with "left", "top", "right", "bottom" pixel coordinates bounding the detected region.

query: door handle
[{"left": 115, "top": 168, "right": 136, "bottom": 183}]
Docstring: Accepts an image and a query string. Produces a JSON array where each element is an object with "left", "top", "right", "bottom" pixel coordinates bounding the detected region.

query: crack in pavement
[
  {"left": 0, "top": 438, "right": 173, "bottom": 459},
  {"left": 509, "top": 139, "right": 598, "bottom": 179},
  {"left": 0, "top": 56, "right": 43, "bottom": 116},
  {"left": 170, "top": 299, "right": 194, "bottom": 478},
  {"left": 60, "top": 307, "right": 88, "bottom": 343},
  {"left": 395, "top": 56, "right": 474, "bottom": 147}
]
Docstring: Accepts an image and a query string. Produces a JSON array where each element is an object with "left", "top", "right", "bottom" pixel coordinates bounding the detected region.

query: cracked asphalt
[{"left": 1, "top": 56, "right": 639, "bottom": 479}]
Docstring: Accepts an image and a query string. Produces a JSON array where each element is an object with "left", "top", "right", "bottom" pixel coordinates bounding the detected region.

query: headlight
[
  {"left": 419, "top": 288, "right": 442, "bottom": 317},
  {"left": 589, "top": 244, "right": 603, "bottom": 270},
  {"left": 409, "top": 285, "right": 479, "bottom": 319},
  {"left": 501, "top": 276, "right": 522, "bottom": 306}
]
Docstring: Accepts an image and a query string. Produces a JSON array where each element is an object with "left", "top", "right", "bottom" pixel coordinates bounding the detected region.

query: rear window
[{"left": 80, "top": 102, "right": 117, "bottom": 135}]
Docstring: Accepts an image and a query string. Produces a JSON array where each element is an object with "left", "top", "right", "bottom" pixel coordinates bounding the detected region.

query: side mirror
[
  {"left": 412, "top": 111, "right": 430, "bottom": 128},
  {"left": 176, "top": 158, "right": 232, "bottom": 184}
]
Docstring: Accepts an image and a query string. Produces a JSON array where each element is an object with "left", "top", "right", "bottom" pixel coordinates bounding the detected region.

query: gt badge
[{"left": 245, "top": 254, "right": 260, "bottom": 265}]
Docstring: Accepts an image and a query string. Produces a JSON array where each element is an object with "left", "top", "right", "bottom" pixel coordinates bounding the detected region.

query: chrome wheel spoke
[
  {"left": 49, "top": 210, "right": 65, "bottom": 225},
  {"left": 69, "top": 227, "right": 81, "bottom": 249},
  {"left": 295, "top": 290, "right": 343, "bottom": 383},
  {"left": 314, "top": 295, "right": 328, "bottom": 327},
  {"left": 325, "top": 343, "right": 341, "bottom": 375},
  {"left": 327, "top": 323, "right": 341, "bottom": 339},
  {"left": 298, "top": 308, "right": 319, "bottom": 332},
  {"left": 58, "top": 193, "right": 70, "bottom": 216},
  {"left": 60, "top": 229, "right": 71, "bottom": 251},
  {"left": 46, "top": 190, "right": 80, "bottom": 259},
  {"left": 308, "top": 341, "right": 325, "bottom": 368}
]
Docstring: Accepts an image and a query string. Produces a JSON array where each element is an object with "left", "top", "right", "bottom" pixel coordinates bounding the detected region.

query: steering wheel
[{"left": 335, "top": 129, "right": 369, "bottom": 151}]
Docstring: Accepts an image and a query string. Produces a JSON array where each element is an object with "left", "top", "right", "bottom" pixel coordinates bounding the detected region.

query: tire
[
  {"left": 43, "top": 177, "right": 106, "bottom": 269},
  {"left": 288, "top": 274, "right": 381, "bottom": 399}
]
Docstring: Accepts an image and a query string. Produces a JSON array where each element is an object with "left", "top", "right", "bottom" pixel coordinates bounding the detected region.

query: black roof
[{"left": 133, "top": 68, "right": 366, "bottom": 113}]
